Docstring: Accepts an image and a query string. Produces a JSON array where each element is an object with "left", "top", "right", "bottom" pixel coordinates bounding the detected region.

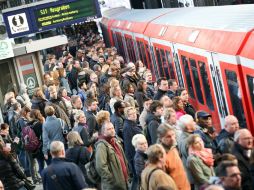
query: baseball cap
[{"left": 196, "top": 110, "right": 211, "bottom": 118}]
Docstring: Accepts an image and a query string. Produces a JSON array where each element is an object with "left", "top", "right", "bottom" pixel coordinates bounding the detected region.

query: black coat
[
  {"left": 134, "top": 150, "right": 147, "bottom": 178},
  {"left": 145, "top": 112, "right": 161, "bottom": 145},
  {"left": 231, "top": 143, "right": 254, "bottom": 190},
  {"left": 184, "top": 102, "right": 196, "bottom": 119},
  {"left": 73, "top": 123, "right": 96, "bottom": 147},
  {"left": 0, "top": 156, "right": 26, "bottom": 190},
  {"left": 85, "top": 110, "right": 99, "bottom": 137},
  {"left": 41, "top": 158, "right": 88, "bottom": 190},
  {"left": 123, "top": 119, "right": 142, "bottom": 162},
  {"left": 153, "top": 89, "right": 167, "bottom": 100},
  {"left": 216, "top": 129, "right": 234, "bottom": 153},
  {"left": 134, "top": 91, "right": 147, "bottom": 113},
  {"left": 111, "top": 113, "right": 124, "bottom": 139}
]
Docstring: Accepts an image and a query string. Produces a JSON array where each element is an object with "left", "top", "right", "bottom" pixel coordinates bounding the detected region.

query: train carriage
[{"left": 100, "top": 5, "right": 254, "bottom": 134}]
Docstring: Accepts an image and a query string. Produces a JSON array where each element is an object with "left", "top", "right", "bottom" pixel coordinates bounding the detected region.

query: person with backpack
[
  {"left": 95, "top": 120, "right": 129, "bottom": 190},
  {"left": 28, "top": 109, "right": 45, "bottom": 181},
  {"left": 141, "top": 144, "right": 177, "bottom": 190},
  {"left": 16, "top": 106, "right": 31, "bottom": 177}
]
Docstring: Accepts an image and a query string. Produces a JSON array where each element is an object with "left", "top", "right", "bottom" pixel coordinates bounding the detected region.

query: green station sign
[{"left": 34, "top": 0, "right": 98, "bottom": 29}]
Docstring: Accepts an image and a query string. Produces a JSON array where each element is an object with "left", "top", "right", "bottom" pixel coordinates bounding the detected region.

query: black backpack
[{"left": 84, "top": 149, "right": 100, "bottom": 184}]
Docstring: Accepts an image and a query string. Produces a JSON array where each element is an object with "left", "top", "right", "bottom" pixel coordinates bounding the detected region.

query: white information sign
[
  {"left": 7, "top": 13, "right": 29, "bottom": 34},
  {"left": 0, "top": 39, "right": 14, "bottom": 60}
]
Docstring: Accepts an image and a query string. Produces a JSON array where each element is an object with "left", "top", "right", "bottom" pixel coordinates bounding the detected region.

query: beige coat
[{"left": 141, "top": 164, "right": 178, "bottom": 190}]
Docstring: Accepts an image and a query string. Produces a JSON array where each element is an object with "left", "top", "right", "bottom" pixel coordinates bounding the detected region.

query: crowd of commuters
[{"left": 0, "top": 23, "right": 254, "bottom": 190}]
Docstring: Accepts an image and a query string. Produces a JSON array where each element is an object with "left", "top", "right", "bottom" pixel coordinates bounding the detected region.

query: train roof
[
  {"left": 102, "top": 7, "right": 171, "bottom": 22},
  {"left": 105, "top": 5, "right": 254, "bottom": 32},
  {"left": 152, "top": 5, "right": 254, "bottom": 32}
]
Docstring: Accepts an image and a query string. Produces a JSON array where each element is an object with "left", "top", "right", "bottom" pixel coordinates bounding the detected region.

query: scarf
[
  {"left": 100, "top": 136, "right": 128, "bottom": 181},
  {"left": 189, "top": 147, "right": 214, "bottom": 167}
]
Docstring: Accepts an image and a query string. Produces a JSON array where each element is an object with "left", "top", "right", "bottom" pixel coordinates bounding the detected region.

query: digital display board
[
  {"left": 2, "top": 0, "right": 101, "bottom": 38},
  {"left": 34, "top": 0, "right": 98, "bottom": 29}
]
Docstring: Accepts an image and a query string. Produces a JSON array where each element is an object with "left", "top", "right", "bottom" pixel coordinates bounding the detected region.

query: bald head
[
  {"left": 224, "top": 115, "right": 239, "bottom": 134},
  {"left": 234, "top": 129, "right": 253, "bottom": 150}
]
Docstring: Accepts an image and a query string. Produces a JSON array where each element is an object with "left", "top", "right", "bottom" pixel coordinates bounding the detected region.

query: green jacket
[
  {"left": 95, "top": 138, "right": 128, "bottom": 190},
  {"left": 187, "top": 154, "right": 215, "bottom": 190}
]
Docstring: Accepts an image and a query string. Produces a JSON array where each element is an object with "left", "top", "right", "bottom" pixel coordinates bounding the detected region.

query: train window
[
  {"left": 181, "top": 56, "right": 195, "bottom": 98},
  {"left": 145, "top": 44, "right": 153, "bottom": 72},
  {"left": 225, "top": 70, "right": 246, "bottom": 128},
  {"left": 113, "top": 33, "right": 118, "bottom": 49},
  {"left": 247, "top": 75, "right": 254, "bottom": 111},
  {"left": 125, "top": 37, "right": 136, "bottom": 62},
  {"left": 150, "top": 46, "right": 159, "bottom": 79},
  {"left": 160, "top": 49, "right": 170, "bottom": 78},
  {"left": 155, "top": 47, "right": 165, "bottom": 77},
  {"left": 190, "top": 59, "right": 204, "bottom": 104},
  {"left": 199, "top": 62, "right": 214, "bottom": 110},
  {"left": 165, "top": 50, "right": 176, "bottom": 79},
  {"left": 140, "top": 42, "right": 148, "bottom": 67},
  {"left": 116, "top": 33, "right": 125, "bottom": 59},
  {"left": 137, "top": 42, "right": 143, "bottom": 62},
  {"left": 174, "top": 53, "right": 184, "bottom": 87}
]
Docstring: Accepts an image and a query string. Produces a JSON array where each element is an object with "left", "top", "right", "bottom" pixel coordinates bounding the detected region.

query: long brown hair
[{"left": 30, "top": 109, "right": 44, "bottom": 123}]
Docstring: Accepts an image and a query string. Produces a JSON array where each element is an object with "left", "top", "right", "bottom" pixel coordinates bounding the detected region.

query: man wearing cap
[{"left": 194, "top": 110, "right": 218, "bottom": 153}]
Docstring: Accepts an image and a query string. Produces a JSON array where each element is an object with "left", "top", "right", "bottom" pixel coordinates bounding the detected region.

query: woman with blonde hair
[
  {"left": 73, "top": 110, "right": 98, "bottom": 147},
  {"left": 186, "top": 134, "right": 215, "bottom": 190},
  {"left": 66, "top": 131, "right": 92, "bottom": 186},
  {"left": 109, "top": 85, "right": 123, "bottom": 114}
]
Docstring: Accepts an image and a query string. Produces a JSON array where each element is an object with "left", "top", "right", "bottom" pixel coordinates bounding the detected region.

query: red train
[{"left": 100, "top": 5, "right": 254, "bottom": 134}]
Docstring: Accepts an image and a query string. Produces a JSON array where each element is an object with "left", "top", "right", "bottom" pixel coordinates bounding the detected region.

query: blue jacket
[
  {"left": 42, "top": 116, "right": 66, "bottom": 155},
  {"left": 123, "top": 119, "right": 142, "bottom": 162},
  {"left": 42, "top": 158, "right": 87, "bottom": 190},
  {"left": 111, "top": 113, "right": 124, "bottom": 139}
]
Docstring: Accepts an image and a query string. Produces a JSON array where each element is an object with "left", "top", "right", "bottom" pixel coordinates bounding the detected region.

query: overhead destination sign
[
  {"left": 34, "top": 0, "right": 97, "bottom": 29},
  {"left": 2, "top": 0, "right": 101, "bottom": 38}
]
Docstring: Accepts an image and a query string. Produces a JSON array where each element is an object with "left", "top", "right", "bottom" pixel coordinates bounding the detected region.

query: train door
[
  {"left": 124, "top": 34, "right": 137, "bottom": 63},
  {"left": 217, "top": 56, "right": 249, "bottom": 129},
  {"left": 240, "top": 64, "right": 254, "bottom": 133},
  {"left": 208, "top": 53, "right": 229, "bottom": 128},
  {"left": 147, "top": 39, "right": 160, "bottom": 79},
  {"left": 172, "top": 44, "right": 185, "bottom": 88}
]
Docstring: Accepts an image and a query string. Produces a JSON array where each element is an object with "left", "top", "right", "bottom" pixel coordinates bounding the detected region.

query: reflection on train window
[
  {"left": 247, "top": 75, "right": 254, "bottom": 111},
  {"left": 140, "top": 42, "right": 148, "bottom": 68},
  {"left": 137, "top": 42, "right": 144, "bottom": 65},
  {"left": 113, "top": 33, "right": 118, "bottom": 49},
  {"left": 125, "top": 37, "right": 136, "bottom": 62},
  {"left": 150, "top": 46, "right": 159, "bottom": 79},
  {"left": 116, "top": 33, "right": 125, "bottom": 59},
  {"left": 174, "top": 53, "right": 184, "bottom": 87},
  {"left": 190, "top": 58, "right": 204, "bottom": 104},
  {"left": 199, "top": 62, "right": 214, "bottom": 110},
  {"left": 155, "top": 47, "right": 165, "bottom": 76},
  {"left": 160, "top": 49, "right": 170, "bottom": 78},
  {"left": 145, "top": 44, "right": 153, "bottom": 73},
  {"left": 225, "top": 70, "right": 246, "bottom": 128},
  {"left": 165, "top": 51, "right": 176, "bottom": 79},
  {"left": 181, "top": 56, "right": 195, "bottom": 98}
]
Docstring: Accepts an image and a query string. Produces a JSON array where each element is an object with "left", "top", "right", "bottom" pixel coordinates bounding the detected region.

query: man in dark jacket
[
  {"left": 167, "top": 79, "right": 178, "bottom": 99},
  {"left": 153, "top": 77, "right": 168, "bottom": 100},
  {"left": 217, "top": 115, "right": 239, "bottom": 153},
  {"left": 100, "top": 64, "right": 118, "bottom": 84},
  {"left": 68, "top": 60, "right": 80, "bottom": 94},
  {"left": 145, "top": 101, "right": 163, "bottom": 145},
  {"left": 143, "top": 70, "right": 155, "bottom": 99},
  {"left": 85, "top": 98, "right": 99, "bottom": 137},
  {"left": 231, "top": 129, "right": 254, "bottom": 190},
  {"left": 123, "top": 107, "right": 142, "bottom": 190},
  {"left": 46, "top": 85, "right": 71, "bottom": 128},
  {"left": 110, "top": 101, "right": 125, "bottom": 139},
  {"left": 42, "top": 141, "right": 87, "bottom": 190}
]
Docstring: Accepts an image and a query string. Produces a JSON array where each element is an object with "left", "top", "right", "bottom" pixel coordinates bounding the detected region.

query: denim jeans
[
  {"left": 130, "top": 160, "right": 139, "bottom": 190},
  {"left": 18, "top": 150, "right": 30, "bottom": 177},
  {"left": 36, "top": 156, "right": 45, "bottom": 176},
  {"left": 18, "top": 186, "right": 27, "bottom": 190}
]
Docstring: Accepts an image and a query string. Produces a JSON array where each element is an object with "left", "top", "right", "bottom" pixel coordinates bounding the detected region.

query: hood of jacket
[{"left": 145, "top": 112, "right": 161, "bottom": 125}]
